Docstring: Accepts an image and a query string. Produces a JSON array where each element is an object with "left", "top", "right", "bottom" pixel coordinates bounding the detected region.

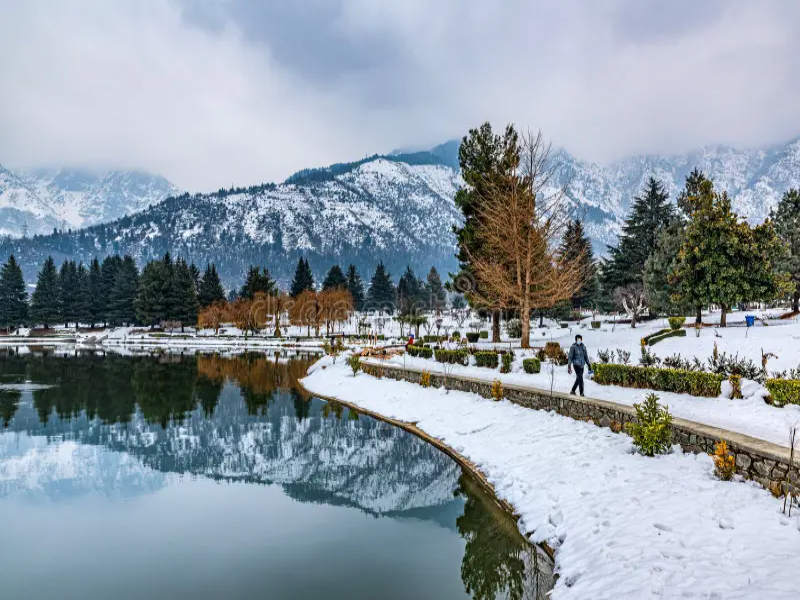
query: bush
[
  {"left": 593, "top": 364, "right": 723, "bottom": 397},
  {"left": 505, "top": 318, "right": 522, "bottom": 338},
  {"left": 452, "top": 331, "right": 461, "bottom": 340},
  {"left": 560, "top": 323, "right": 568, "bottom": 329},
  {"left": 639, "top": 346, "right": 661, "bottom": 367},
  {"left": 466, "top": 332, "right": 480, "bottom": 343},
  {"left": 407, "top": 345, "right": 433, "bottom": 359},
  {"left": 765, "top": 379, "right": 800, "bottom": 406},
  {"left": 616, "top": 349, "right": 631, "bottom": 365},
  {"left": 420, "top": 370, "right": 431, "bottom": 388},
  {"left": 501, "top": 352, "right": 514, "bottom": 373},
  {"left": 662, "top": 354, "right": 703, "bottom": 372},
  {"left": 707, "top": 344, "right": 763, "bottom": 382},
  {"left": 435, "top": 348, "right": 469, "bottom": 366},
  {"left": 535, "top": 348, "right": 547, "bottom": 362},
  {"left": 347, "top": 354, "right": 361, "bottom": 376},
  {"left": 641, "top": 328, "right": 669, "bottom": 346},
  {"left": 523, "top": 358, "right": 541, "bottom": 374},
  {"left": 474, "top": 351, "right": 500, "bottom": 368},
  {"left": 591, "top": 321, "right": 601, "bottom": 329},
  {"left": 544, "top": 342, "right": 561, "bottom": 359},
  {"left": 647, "top": 329, "right": 687, "bottom": 346},
  {"left": 625, "top": 393, "right": 672, "bottom": 456},
  {"left": 423, "top": 335, "right": 445, "bottom": 343},
  {"left": 668, "top": 316, "right": 686, "bottom": 331},
  {"left": 711, "top": 441, "right": 735, "bottom": 481},
  {"left": 597, "top": 348, "right": 613, "bottom": 364},
  {"left": 729, "top": 374, "right": 742, "bottom": 399},
  {"left": 479, "top": 330, "right": 489, "bottom": 339},
  {"left": 491, "top": 379, "right": 504, "bottom": 401}
]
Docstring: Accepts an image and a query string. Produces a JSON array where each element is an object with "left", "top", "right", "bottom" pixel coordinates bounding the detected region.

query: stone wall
[{"left": 362, "top": 361, "right": 799, "bottom": 499}]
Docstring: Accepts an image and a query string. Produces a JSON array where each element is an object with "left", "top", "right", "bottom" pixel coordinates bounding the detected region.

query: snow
[{"left": 303, "top": 356, "right": 800, "bottom": 600}]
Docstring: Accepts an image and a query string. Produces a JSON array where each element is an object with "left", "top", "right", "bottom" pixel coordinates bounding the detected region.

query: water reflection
[{"left": 0, "top": 349, "right": 552, "bottom": 599}]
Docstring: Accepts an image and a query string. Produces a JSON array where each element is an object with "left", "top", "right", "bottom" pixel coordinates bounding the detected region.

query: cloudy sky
[{"left": 1, "top": 0, "right": 799, "bottom": 191}]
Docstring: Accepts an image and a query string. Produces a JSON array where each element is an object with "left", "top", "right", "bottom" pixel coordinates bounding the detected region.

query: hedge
[
  {"left": 593, "top": 363, "right": 723, "bottom": 397},
  {"left": 646, "top": 329, "right": 687, "bottom": 346},
  {"left": 466, "top": 332, "right": 480, "bottom": 343},
  {"left": 407, "top": 345, "right": 433, "bottom": 359},
  {"left": 423, "top": 335, "right": 446, "bottom": 343},
  {"left": 640, "top": 329, "right": 669, "bottom": 345},
  {"left": 523, "top": 358, "right": 541, "bottom": 374},
  {"left": 479, "top": 330, "right": 489, "bottom": 339},
  {"left": 765, "top": 379, "right": 800, "bottom": 406},
  {"left": 590, "top": 321, "right": 601, "bottom": 329},
  {"left": 474, "top": 351, "right": 499, "bottom": 368},
  {"left": 667, "top": 316, "right": 686, "bottom": 331},
  {"left": 435, "top": 348, "right": 469, "bottom": 366}
]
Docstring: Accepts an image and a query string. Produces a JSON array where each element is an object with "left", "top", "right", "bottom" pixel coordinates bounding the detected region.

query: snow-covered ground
[{"left": 303, "top": 356, "right": 800, "bottom": 600}]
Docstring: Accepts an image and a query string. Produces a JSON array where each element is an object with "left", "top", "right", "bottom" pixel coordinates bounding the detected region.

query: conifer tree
[
  {"left": 109, "top": 255, "right": 140, "bottom": 324},
  {"left": 0, "top": 255, "right": 27, "bottom": 329},
  {"left": 322, "top": 265, "right": 347, "bottom": 290},
  {"left": 643, "top": 221, "right": 687, "bottom": 316},
  {"left": 290, "top": 257, "right": 315, "bottom": 297},
  {"left": 30, "top": 256, "right": 61, "bottom": 328},
  {"left": 189, "top": 263, "right": 201, "bottom": 294},
  {"left": 88, "top": 258, "right": 103, "bottom": 327},
  {"left": 366, "top": 262, "right": 396, "bottom": 314},
  {"left": 198, "top": 263, "right": 226, "bottom": 308},
  {"left": 174, "top": 258, "right": 199, "bottom": 330},
  {"left": 558, "top": 219, "right": 598, "bottom": 308},
  {"left": 239, "top": 265, "right": 277, "bottom": 299},
  {"left": 100, "top": 255, "right": 123, "bottom": 325},
  {"left": 74, "top": 263, "right": 91, "bottom": 327},
  {"left": 135, "top": 257, "right": 171, "bottom": 326},
  {"left": 345, "top": 264, "right": 365, "bottom": 311},
  {"left": 58, "top": 260, "right": 79, "bottom": 327},
  {"left": 425, "top": 267, "right": 447, "bottom": 315},
  {"left": 397, "top": 266, "right": 422, "bottom": 316},
  {"left": 601, "top": 177, "right": 675, "bottom": 292},
  {"left": 771, "top": 188, "right": 800, "bottom": 312}
]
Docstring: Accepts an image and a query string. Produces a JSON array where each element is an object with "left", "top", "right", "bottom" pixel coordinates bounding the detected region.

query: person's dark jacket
[{"left": 568, "top": 343, "right": 591, "bottom": 369}]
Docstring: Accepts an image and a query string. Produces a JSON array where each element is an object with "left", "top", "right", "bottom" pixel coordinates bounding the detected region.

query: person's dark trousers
[{"left": 571, "top": 365, "right": 585, "bottom": 395}]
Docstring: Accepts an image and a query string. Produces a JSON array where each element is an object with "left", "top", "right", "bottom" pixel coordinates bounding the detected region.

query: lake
[{"left": 0, "top": 348, "right": 552, "bottom": 599}]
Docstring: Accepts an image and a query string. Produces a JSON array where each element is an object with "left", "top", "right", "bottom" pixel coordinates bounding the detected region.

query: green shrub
[
  {"left": 407, "top": 345, "right": 433, "bottom": 359},
  {"left": 479, "top": 330, "right": 489, "bottom": 339},
  {"left": 452, "top": 331, "right": 461, "bottom": 340},
  {"left": 423, "top": 335, "right": 445, "bottom": 343},
  {"left": 560, "top": 323, "right": 568, "bottom": 329},
  {"left": 543, "top": 342, "right": 567, "bottom": 365},
  {"left": 474, "top": 351, "right": 499, "bottom": 368},
  {"left": 593, "top": 363, "right": 722, "bottom": 397},
  {"left": 501, "top": 352, "right": 513, "bottom": 373},
  {"left": 640, "top": 328, "right": 669, "bottom": 345},
  {"left": 625, "top": 393, "right": 673, "bottom": 456},
  {"left": 647, "top": 329, "right": 687, "bottom": 346},
  {"left": 505, "top": 318, "right": 522, "bottom": 338},
  {"left": 523, "top": 358, "right": 541, "bottom": 374},
  {"left": 466, "top": 332, "right": 480, "bottom": 343},
  {"left": 535, "top": 348, "right": 547, "bottom": 362},
  {"left": 591, "top": 321, "right": 601, "bottom": 329},
  {"left": 435, "top": 348, "right": 469, "bottom": 366},
  {"left": 347, "top": 354, "right": 361, "bottom": 376},
  {"left": 765, "top": 379, "right": 800, "bottom": 406},
  {"left": 667, "top": 316, "right": 686, "bottom": 331}
]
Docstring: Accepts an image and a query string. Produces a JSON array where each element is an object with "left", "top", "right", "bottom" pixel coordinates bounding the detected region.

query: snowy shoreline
[{"left": 302, "top": 355, "right": 800, "bottom": 600}]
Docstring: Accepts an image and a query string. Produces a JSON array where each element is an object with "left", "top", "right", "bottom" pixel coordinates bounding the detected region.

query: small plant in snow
[
  {"left": 616, "top": 349, "right": 631, "bottom": 365},
  {"left": 626, "top": 393, "right": 673, "bottom": 457},
  {"left": 729, "top": 374, "right": 742, "bottom": 399},
  {"left": 491, "top": 379, "right": 504, "bottom": 401},
  {"left": 784, "top": 420, "right": 799, "bottom": 516},
  {"left": 638, "top": 346, "right": 661, "bottom": 367},
  {"left": 711, "top": 441, "right": 736, "bottom": 481},
  {"left": 420, "top": 370, "right": 431, "bottom": 388},
  {"left": 597, "top": 348, "right": 613, "bottom": 364},
  {"left": 501, "top": 352, "right": 514, "bottom": 373},
  {"left": 347, "top": 354, "right": 361, "bottom": 376}
]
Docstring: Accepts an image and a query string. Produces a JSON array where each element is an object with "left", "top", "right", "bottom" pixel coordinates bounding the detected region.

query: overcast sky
[{"left": 1, "top": 0, "right": 799, "bottom": 191}]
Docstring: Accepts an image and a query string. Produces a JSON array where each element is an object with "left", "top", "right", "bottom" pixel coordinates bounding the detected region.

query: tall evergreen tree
[
  {"left": 397, "top": 266, "right": 422, "bottom": 316},
  {"left": 239, "top": 265, "right": 277, "bottom": 299},
  {"left": 345, "top": 264, "right": 365, "bottom": 311},
  {"left": 135, "top": 256, "right": 171, "bottom": 326},
  {"left": 452, "top": 122, "right": 519, "bottom": 342},
  {"left": 601, "top": 177, "right": 675, "bottom": 292},
  {"left": 198, "top": 263, "right": 226, "bottom": 308},
  {"left": 88, "top": 258, "right": 103, "bottom": 327},
  {"left": 0, "top": 255, "right": 27, "bottom": 329},
  {"left": 290, "top": 257, "right": 315, "bottom": 297},
  {"left": 100, "top": 255, "right": 123, "bottom": 325},
  {"left": 189, "top": 262, "right": 201, "bottom": 295},
  {"left": 322, "top": 265, "right": 347, "bottom": 290},
  {"left": 30, "top": 256, "right": 61, "bottom": 328},
  {"left": 58, "top": 260, "right": 79, "bottom": 327},
  {"left": 109, "top": 255, "right": 140, "bottom": 324},
  {"left": 643, "top": 221, "right": 687, "bottom": 316},
  {"left": 74, "top": 263, "right": 91, "bottom": 327},
  {"left": 558, "top": 219, "right": 598, "bottom": 309},
  {"left": 174, "top": 258, "right": 199, "bottom": 330},
  {"left": 366, "top": 262, "right": 396, "bottom": 314},
  {"left": 771, "top": 188, "right": 800, "bottom": 312},
  {"left": 425, "top": 267, "right": 447, "bottom": 314}
]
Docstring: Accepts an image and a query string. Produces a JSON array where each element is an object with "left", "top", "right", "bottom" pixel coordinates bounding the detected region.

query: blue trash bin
[{"left": 745, "top": 315, "right": 755, "bottom": 327}]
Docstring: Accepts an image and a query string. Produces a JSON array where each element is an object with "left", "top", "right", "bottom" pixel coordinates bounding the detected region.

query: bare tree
[
  {"left": 466, "top": 129, "right": 586, "bottom": 348},
  {"left": 614, "top": 283, "right": 648, "bottom": 328}
]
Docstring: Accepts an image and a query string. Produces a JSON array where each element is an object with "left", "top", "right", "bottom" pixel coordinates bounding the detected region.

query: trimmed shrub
[
  {"left": 420, "top": 370, "right": 432, "bottom": 388},
  {"left": 407, "top": 345, "right": 433, "bottom": 359},
  {"left": 452, "top": 331, "right": 461, "bottom": 340},
  {"left": 641, "top": 328, "right": 669, "bottom": 346},
  {"left": 505, "top": 318, "right": 522, "bottom": 339},
  {"left": 544, "top": 342, "right": 561, "bottom": 359},
  {"left": 560, "top": 323, "right": 568, "bottom": 329},
  {"left": 491, "top": 379, "right": 504, "bottom": 401},
  {"left": 626, "top": 393, "right": 672, "bottom": 456},
  {"left": 593, "top": 363, "right": 723, "bottom": 397},
  {"left": 668, "top": 316, "right": 686, "bottom": 331},
  {"left": 523, "top": 358, "right": 541, "bottom": 374},
  {"left": 591, "top": 321, "right": 601, "bottom": 329},
  {"left": 474, "top": 351, "right": 500, "bottom": 368},
  {"left": 765, "top": 379, "right": 800, "bottom": 406},
  {"left": 435, "top": 348, "right": 469, "bottom": 366},
  {"left": 466, "top": 332, "right": 480, "bottom": 343},
  {"left": 647, "top": 329, "right": 687, "bottom": 346},
  {"left": 501, "top": 352, "right": 514, "bottom": 373},
  {"left": 423, "top": 335, "right": 446, "bottom": 343},
  {"left": 711, "top": 441, "right": 735, "bottom": 481},
  {"left": 347, "top": 354, "right": 361, "bottom": 376},
  {"left": 479, "top": 330, "right": 489, "bottom": 339}
]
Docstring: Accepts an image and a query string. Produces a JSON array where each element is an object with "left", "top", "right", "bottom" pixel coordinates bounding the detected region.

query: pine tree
[
  {"left": 345, "top": 264, "right": 365, "bottom": 311},
  {"left": 425, "top": 267, "right": 447, "bottom": 314},
  {"left": 239, "top": 265, "right": 277, "bottom": 299},
  {"left": 30, "top": 257, "right": 61, "bottom": 328},
  {"left": 771, "top": 189, "right": 800, "bottom": 312},
  {"left": 290, "top": 257, "right": 315, "bottom": 297},
  {"left": 174, "top": 258, "right": 199, "bottom": 330},
  {"left": 189, "top": 262, "right": 201, "bottom": 295},
  {"left": 88, "top": 258, "right": 103, "bottom": 327},
  {"left": 100, "top": 255, "right": 123, "bottom": 325},
  {"left": 366, "top": 262, "right": 396, "bottom": 314},
  {"left": 643, "top": 221, "right": 687, "bottom": 316},
  {"left": 0, "top": 255, "right": 27, "bottom": 329},
  {"left": 322, "top": 265, "right": 347, "bottom": 290},
  {"left": 198, "top": 263, "right": 226, "bottom": 308},
  {"left": 135, "top": 258, "right": 171, "bottom": 326},
  {"left": 557, "top": 219, "right": 598, "bottom": 309},
  {"left": 601, "top": 177, "right": 675, "bottom": 292},
  {"left": 162, "top": 253, "right": 178, "bottom": 321},
  {"left": 109, "top": 255, "right": 140, "bottom": 324},
  {"left": 58, "top": 260, "right": 79, "bottom": 327},
  {"left": 74, "top": 263, "right": 91, "bottom": 327},
  {"left": 397, "top": 266, "right": 422, "bottom": 316}
]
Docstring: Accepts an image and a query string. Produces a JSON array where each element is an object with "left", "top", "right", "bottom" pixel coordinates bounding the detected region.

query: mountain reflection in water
[{"left": 0, "top": 348, "right": 552, "bottom": 600}]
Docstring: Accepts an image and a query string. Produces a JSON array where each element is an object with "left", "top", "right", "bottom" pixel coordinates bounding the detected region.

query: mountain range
[{"left": 2, "top": 136, "right": 799, "bottom": 288}]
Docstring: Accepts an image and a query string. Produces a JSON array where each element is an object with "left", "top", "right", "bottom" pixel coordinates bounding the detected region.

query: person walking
[{"left": 568, "top": 334, "right": 592, "bottom": 396}]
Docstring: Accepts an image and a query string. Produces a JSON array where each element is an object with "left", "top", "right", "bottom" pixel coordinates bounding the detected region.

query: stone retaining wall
[{"left": 362, "top": 361, "right": 799, "bottom": 498}]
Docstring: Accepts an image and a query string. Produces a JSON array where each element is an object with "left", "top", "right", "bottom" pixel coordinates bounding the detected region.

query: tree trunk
[
  {"left": 695, "top": 306, "right": 702, "bottom": 325},
  {"left": 492, "top": 311, "right": 501, "bottom": 343},
  {"left": 520, "top": 303, "right": 531, "bottom": 349},
  {"left": 720, "top": 304, "right": 728, "bottom": 327},
  {"left": 793, "top": 291, "right": 799, "bottom": 313}
]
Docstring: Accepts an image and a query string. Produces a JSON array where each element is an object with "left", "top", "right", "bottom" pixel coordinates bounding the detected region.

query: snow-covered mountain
[{"left": 0, "top": 165, "right": 180, "bottom": 238}]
